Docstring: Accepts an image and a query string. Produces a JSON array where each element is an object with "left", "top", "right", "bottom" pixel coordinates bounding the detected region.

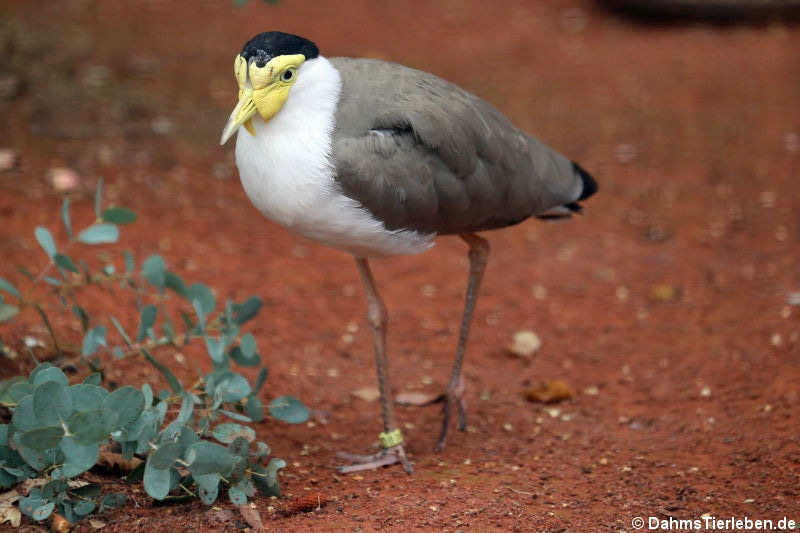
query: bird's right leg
[
  {"left": 336, "top": 257, "right": 413, "bottom": 474},
  {"left": 436, "top": 233, "right": 489, "bottom": 452}
]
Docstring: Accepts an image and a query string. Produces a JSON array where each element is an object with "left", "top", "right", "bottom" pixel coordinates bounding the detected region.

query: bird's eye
[{"left": 281, "top": 69, "right": 295, "bottom": 82}]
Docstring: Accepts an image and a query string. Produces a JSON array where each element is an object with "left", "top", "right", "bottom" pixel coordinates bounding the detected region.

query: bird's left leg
[
  {"left": 336, "top": 257, "right": 414, "bottom": 473},
  {"left": 436, "top": 233, "right": 489, "bottom": 452}
]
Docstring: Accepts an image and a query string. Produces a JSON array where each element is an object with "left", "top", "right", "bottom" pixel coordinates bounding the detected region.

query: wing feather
[{"left": 329, "top": 57, "right": 584, "bottom": 235}]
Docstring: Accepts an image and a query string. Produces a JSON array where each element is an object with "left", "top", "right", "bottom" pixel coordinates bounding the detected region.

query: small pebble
[
  {"left": 420, "top": 284, "right": 437, "bottom": 297},
  {"left": 48, "top": 167, "right": 80, "bottom": 192},
  {"left": 532, "top": 284, "right": 547, "bottom": 300},
  {"left": 784, "top": 131, "right": 799, "bottom": 153},
  {"left": 0, "top": 148, "right": 18, "bottom": 171},
  {"left": 615, "top": 286, "right": 629, "bottom": 301},
  {"left": 614, "top": 143, "right": 637, "bottom": 163},
  {"left": 508, "top": 330, "right": 541, "bottom": 358},
  {"left": 151, "top": 116, "right": 173, "bottom": 135}
]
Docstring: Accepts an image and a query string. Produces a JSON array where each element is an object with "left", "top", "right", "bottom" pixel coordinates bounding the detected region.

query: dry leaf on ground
[
  {"left": 351, "top": 386, "right": 380, "bottom": 402},
  {"left": 51, "top": 512, "right": 72, "bottom": 532},
  {"left": 395, "top": 391, "right": 443, "bottom": 406},
  {"left": 237, "top": 504, "right": 264, "bottom": 531},
  {"left": 0, "top": 490, "right": 21, "bottom": 528},
  {"left": 98, "top": 449, "right": 143, "bottom": 472},
  {"left": 525, "top": 380, "right": 573, "bottom": 404}
]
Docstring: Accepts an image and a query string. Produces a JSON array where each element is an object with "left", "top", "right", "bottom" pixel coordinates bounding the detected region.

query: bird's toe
[{"left": 336, "top": 445, "right": 414, "bottom": 474}]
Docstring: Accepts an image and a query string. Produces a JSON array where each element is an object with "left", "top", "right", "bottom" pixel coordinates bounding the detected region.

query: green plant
[{"left": 0, "top": 180, "right": 309, "bottom": 525}]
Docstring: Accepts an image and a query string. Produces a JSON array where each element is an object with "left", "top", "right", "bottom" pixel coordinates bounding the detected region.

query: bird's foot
[
  {"left": 336, "top": 444, "right": 414, "bottom": 473},
  {"left": 436, "top": 373, "right": 467, "bottom": 452}
]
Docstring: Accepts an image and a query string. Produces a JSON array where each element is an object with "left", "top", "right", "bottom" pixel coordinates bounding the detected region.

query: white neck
[
  {"left": 234, "top": 55, "right": 434, "bottom": 257},
  {"left": 235, "top": 55, "right": 341, "bottom": 227}
]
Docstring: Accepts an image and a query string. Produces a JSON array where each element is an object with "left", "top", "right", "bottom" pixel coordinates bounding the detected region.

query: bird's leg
[
  {"left": 336, "top": 257, "right": 414, "bottom": 474},
  {"left": 436, "top": 233, "right": 489, "bottom": 452}
]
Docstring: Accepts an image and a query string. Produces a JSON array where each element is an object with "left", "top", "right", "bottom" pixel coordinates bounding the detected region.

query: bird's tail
[{"left": 536, "top": 161, "right": 598, "bottom": 220}]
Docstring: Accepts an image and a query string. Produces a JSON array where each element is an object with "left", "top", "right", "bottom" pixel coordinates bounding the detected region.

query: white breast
[{"left": 234, "top": 56, "right": 435, "bottom": 258}]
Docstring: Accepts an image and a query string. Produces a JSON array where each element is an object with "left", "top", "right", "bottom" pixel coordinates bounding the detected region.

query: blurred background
[{"left": 1, "top": 1, "right": 799, "bottom": 528}]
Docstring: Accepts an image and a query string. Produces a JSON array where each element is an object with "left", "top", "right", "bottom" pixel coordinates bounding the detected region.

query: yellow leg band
[{"left": 379, "top": 429, "right": 404, "bottom": 449}]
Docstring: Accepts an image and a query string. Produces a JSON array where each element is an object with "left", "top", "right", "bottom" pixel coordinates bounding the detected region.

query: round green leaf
[
  {"left": 81, "top": 325, "right": 107, "bottom": 357},
  {"left": 0, "top": 304, "right": 20, "bottom": 323},
  {"left": 177, "top": 426, "right": 199, "bottom": 453},
  {"left": 142, "top": 255, "right": 166, "bottom": 289},
  {"left": 99, "top": 493, "right": 127, "bottom": 512},
  {"left": 164, "top": 271, "right": 187, "bottom": 296},
  {"left": 254, "top": 441, "right": 270, "bottom": 459},
  {"left": 136, "top": 305, "right": 157, "bottom": 342},
  {"left": 244, "top": 395, "right": 264, "bottom": 423},
  {"left": 211, "top": 423, "right": 255, "bottom": 444},
  {"left": 239, "top": 333, "right": 257, "bottom": 357},
  {"left": 19, "top": 426, "right": 65, "bottom": 451},
  {"left": 187, "top": 283, "right": 215, "bottom": 315},
  {"left": 61, "top": 197, "right": 72, "bottom": 240},
  {"left": 101, "top": 207, "right": 137, "bottom": 225},
  {"left": 8, "top": 381, "right": 34, "bottom": 402},
  {"left": 0, "top": 277, "right": 20, "bottom": 299},
  {"left": 30, "top": 366, "right": 68, "bottom": 388},
  {"left": 215, "top": 374, "right": 251, "bottom": 403},
  {"left": 143, "top": 456, "right": 172, "bottom": 500},
  {"left": 103, "top": 386, "right": 144, "bottom": 429},
  {"left": 185, "top": 441, "right": 234, "bottom": 477},
  {"left": 204, "top": 336, "right": 225, "bottom": 363},
  {"left": 229, "top": 346, "right": 261, "bottom": 367},
  {"left": 59, "top": 437, "right": 99, "bottom": 478},
  {"left": 269, "top": 396, "right": 309, "bottom": 424},
  {"left": 253, "top": 457, "right": 285, "bottom": 497},
  {"left": 11, "top": 395, "right": 38, "bottom": 432},
  {"left": 67, "top": 409, "right": 114, "bottom": 444},
  {"left": 31, "top": 501, "right": 55, "bottom": 521},
  {"left": 53, "top": 253, "right": 78, "bottom": 273},
  {"left": 175, "top": 392, "right": 194, "bottom": 426},
  {"left": 69, "top": 384, "right": 108, "bottom": 411},
  {"left": 233, "top": 297, "right": 262, "bottom": 325},
  {"left": 34, "top": 226, "right": 56, "bottom": 258},
  {"left": 33, "top": 381, "right": 72, "bottom": 425},
  {"left": 228, "top": 484, "right": 247, "bottom": 505},
  {"left": 150, "top": 441, "right": 182, "bottom": 469},
  {"left": 78, "top": 224, "right": 119, "bottom": 244},
  {"left": 194, "top": 473, "right": 220, "bottom": 505},
  {"left": 73, "top": 499, "right": 96, "bottom": 517}
]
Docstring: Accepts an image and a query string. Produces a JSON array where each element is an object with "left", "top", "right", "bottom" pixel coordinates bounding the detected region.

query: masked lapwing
[{"left": 220, "top": 32, "right": 597, "bottom": 473}]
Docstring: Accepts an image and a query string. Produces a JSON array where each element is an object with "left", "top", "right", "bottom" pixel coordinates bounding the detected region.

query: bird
[{"left": 220, "top": 31, "right": 597, "bottom": 474}]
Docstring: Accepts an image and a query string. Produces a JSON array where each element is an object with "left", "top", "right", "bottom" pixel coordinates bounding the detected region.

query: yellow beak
[{"left": 219, "top": 88, "right": 258, "bottom": 145}]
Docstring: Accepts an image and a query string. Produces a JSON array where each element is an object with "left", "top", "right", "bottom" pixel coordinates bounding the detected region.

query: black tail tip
[{"left": 572, "top": 161, "right": 598, "bottom": 201}]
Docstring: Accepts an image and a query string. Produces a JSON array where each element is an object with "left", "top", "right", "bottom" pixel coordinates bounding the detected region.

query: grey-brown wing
[{"left": 329, "top": 57, "right": 586, "bottom": 235}]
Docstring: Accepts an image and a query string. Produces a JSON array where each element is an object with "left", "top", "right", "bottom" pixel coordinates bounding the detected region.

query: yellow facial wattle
[{"left": 219, "top": 53, "right": 306, "bottom": 145}]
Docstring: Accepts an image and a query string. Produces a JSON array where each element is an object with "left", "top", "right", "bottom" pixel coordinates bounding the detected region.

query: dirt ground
[{"left": 1, "top": 0, "right": 799, "bottom": 531}]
